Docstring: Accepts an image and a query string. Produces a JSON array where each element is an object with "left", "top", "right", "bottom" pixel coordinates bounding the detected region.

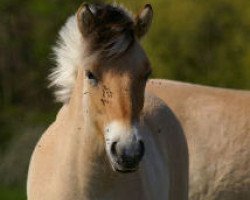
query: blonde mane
[
  {"left": 49, "top": 15, "right": 83, "bottom": 103},
  {"left": 49, "top": 4, "right": 134, "bottom": 103}
]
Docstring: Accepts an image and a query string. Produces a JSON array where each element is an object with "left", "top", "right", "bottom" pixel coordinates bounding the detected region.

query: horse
[
  {"left": 147, "top": 80, "right": 250, "bottom": 200},
  {"left": 27, "top": 3, "right": 189, "bottom": 200}
]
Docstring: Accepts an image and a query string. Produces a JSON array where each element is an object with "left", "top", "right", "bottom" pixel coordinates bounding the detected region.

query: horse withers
[{"left": 27, "top": 3, "right": 188, "bottom": 200}]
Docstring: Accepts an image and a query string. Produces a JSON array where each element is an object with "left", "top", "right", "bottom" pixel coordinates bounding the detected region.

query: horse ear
[
  {"left": 77, "top": 3, "right": 95, "bottom": 37},
  {"left": 134, "top": 4, "right": 153, "bottom": 39}
]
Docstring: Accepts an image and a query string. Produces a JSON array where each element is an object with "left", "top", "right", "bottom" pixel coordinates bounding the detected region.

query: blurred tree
[{"left": 140, "top": 0, "right": 250, "bottom": 89}]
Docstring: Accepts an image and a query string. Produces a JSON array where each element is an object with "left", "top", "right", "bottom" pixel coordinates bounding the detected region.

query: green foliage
[
  {"left": 0, "top": 186, "right": 26, "bottom": 200},
  {"left": 144, "top": 0, "right": 250, "bottom": 89}
]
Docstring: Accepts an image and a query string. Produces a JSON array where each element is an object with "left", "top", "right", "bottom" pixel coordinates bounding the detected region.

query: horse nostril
[
  {"left": 110, "top": 141, "right": 118, "bottom": 157},
  {"left": 138, "top": 140, "right": 145, "bottom": 159},
  {"left": 110, "top": 140, "right": 145, "bottom": 169}
]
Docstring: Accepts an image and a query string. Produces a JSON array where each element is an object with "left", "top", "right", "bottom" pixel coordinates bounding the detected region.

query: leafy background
[{"left": 0, "top": 0, "right": 250, "bottom": 199}]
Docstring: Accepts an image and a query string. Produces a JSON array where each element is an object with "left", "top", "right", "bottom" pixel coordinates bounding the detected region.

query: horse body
[
  {"left": 27, "top": 3, "right": 188, "bottom": 200},
  {"left": 147, "top": 79, "right": 250, "bottom": 200},
  {"left": 27, "top": 68, "right": 188, "bottom": 200}
]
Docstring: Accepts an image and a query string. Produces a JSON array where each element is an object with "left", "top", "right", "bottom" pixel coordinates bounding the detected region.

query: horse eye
[
  {"left": 86, "top": 71, "right": 95, "bottom": 80},
  {"left": 86, "top": 71, "right": 98, "bottom": 86}
]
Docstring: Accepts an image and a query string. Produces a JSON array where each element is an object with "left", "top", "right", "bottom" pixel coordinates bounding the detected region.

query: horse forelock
[
  {"left": 49, "top": 3, "right": 136, "bottom": 103},
  {"left": 87, "top": 3, "right": 135, "bottom": 58}
]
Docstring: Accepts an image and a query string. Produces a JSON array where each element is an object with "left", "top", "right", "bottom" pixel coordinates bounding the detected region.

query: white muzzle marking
[{"left": 104, "top": 121, "right": 143, "bottom": 171}]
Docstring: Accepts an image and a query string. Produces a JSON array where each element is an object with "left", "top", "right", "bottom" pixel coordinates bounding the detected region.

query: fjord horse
[
  {"left": 27, "top": 3, "right": 188, "bottom": 200},
  {"left": 147, "top": 80, "right": 250, "bottom": 200}
]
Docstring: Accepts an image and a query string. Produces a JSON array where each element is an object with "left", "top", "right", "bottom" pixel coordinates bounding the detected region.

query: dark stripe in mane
[{"left": 86, "top": 3, "right": 135, "bottom": 59}]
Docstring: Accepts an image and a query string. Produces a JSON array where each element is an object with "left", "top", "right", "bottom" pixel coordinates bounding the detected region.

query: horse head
[{"left": 51, "top": 2, "right": 153, "bottom": 173}]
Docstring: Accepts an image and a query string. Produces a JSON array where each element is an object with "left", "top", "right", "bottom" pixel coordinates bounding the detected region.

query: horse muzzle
[
  {"left": 109, "top": 139, "right": 145, "bottom": 173},
  {"left": 104, "top": 121, "right": 145, "bottom": 173}
]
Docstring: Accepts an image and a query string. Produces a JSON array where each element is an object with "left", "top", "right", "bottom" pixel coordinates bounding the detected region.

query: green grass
[{"left": 0, "top": 186, "right": 26, "bottom": 200}]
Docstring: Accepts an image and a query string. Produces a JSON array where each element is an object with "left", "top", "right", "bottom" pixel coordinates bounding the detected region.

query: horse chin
[
  {"left": 116, "top": 168, "right": 137, "bottom": 174},
  {"left": 110, "top": 162, "right": 138, "bottom": 174}
]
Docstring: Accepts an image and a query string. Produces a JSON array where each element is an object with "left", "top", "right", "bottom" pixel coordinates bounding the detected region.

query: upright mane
[{"left": 49, "top": 3, "right": 135, "bottom": 103}]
